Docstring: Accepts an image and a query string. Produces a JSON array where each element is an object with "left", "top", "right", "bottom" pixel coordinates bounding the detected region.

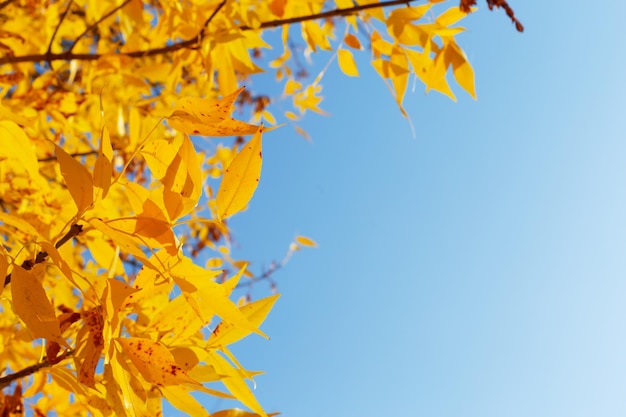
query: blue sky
[{"left": 202, "top": 2, "right": 626, "bottom": 416}]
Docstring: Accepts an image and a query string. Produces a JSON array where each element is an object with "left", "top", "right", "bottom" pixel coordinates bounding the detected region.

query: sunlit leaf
[
  {"left": 56, "top": 144, "right": 94, "bottom": 212},
  {"left": 93, "top": 126, "right": 113, "bottom": 200},
  {"left": 216, "top": 126, "right": 263, "bottom": 220},
  {"left": 116, "top": 337, "right": 200, "bottom": 386},
  {"left": 11, "top": 264, "right": 67, "bottom": 347},
  {"left": 161, "top": 385, "right": 211, "bottom": 417},
  {"left": 295, "top": 235, "right": 317, "bottom": 247},
  {"left": 167, "top": 87, "right": 259, "bottom": 137},
  {"left": 337, "top": 49, "right": 359, "bottom": 77}
]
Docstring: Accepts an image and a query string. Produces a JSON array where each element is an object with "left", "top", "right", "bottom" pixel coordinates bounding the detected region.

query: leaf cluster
[{"left": 0, "top": 0, "right": 519, "bottom": 415}]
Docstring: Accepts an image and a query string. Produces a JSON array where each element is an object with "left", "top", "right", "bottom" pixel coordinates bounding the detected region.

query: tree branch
[
  {"left": 38, "top": 150, "right": 98, "bottom": 162},
  {"left": 67, "top": 0, "right": 134, "bottom": 53},
  {"left": 46, "top": 0, "right": 74, "bottom": 54},
  {"left": 0, "top": 0, "right": 415, "bottom": 65},
  {"left": 0, "top": 350, "right": 73, "bottom": 390},
  {"left": 3, "top": 223, "right": 83, "bottom": 287}
]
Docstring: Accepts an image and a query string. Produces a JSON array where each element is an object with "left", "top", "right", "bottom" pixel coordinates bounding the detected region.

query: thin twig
[
  {"left": 3, "top": 224, "right": 83, "bottom": 287},
  {"left": 67, "top": 0, "right": 134, "bottom": 53},
  {"left": 0, "top": 0, "right": 416, "bottom": 65},
  {"left": 46, "top": 0, "right": 74, "bottom": 54}
]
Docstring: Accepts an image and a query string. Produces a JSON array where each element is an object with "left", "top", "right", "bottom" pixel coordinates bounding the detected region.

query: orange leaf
[
  {"left": 56, "top": 145, "right": 94, "bottom": 212},
  {"left": 216, "top": 126, "right": 263, "bottom": 220},
  {"left": 11, "top": 265, "right": 67, "bottom": 346},
  {"left": 344, "top": 33, "right": 362, "bottom": 50}
]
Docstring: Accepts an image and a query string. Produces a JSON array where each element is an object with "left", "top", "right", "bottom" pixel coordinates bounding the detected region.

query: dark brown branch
[
  {"left": 38, "top": 150, "right": 98, "bottom": 162},
  {"left": 46, "top": 0, "right": 74, "bottom": 54},
  {"left": 0, "top": 0, "right": 415, "bottom": 65},
  {"left": 3, "top": 223, "right": 83, "bottom": 287},
  {"left": 243, "top": 0, "right": 413, "bottom": 30},
  {"left": 0, "top": 350, "right": 73, "bottom": 390},
  {"left": 67, "top": 0, "right": 134, "bottom": 53}
]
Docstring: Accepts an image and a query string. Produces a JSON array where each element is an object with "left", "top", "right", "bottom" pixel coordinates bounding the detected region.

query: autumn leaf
[
  {"left": 11, "top": 265, "right": 67, "bottom": 347},
  {"left": 167, "top": 87, "right": 259, "bottom": 137},
  {"left": 93, "top": 126, "right": 114, "bottom": 200},
  {"left": 207, "top": 351, "right": 267, "bottom": 417},
  {"left": 337, "top": 49, "right": 359, "bottom": 77},
  {"left": 116, "top": 337, "right": 200, "bottom": 386},
  {"left": 56, "top": 144, "right": 94, "bottom": 213},
  {"left": 216, "top": 126, "right": 264, "bottom": 220},
  {"left": 209, "top": 294, "right": 280, "bottom": 347},
  {"left": 295, "top": 235, "right": 318, "bottom": 247}
]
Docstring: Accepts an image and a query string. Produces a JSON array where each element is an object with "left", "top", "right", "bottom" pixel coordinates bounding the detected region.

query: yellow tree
[{"left": 0, "top": 0, "right": 521, "bottom": 415}]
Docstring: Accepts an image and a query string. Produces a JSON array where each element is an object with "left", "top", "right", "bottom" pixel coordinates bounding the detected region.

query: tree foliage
[{"left": 0, "top": 0, "right": 521, "bottom": 415}]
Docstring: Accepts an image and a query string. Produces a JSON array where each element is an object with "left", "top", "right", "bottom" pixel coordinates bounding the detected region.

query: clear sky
[{"left": 199, "top": 2, "right": 626, "bottom": 416}]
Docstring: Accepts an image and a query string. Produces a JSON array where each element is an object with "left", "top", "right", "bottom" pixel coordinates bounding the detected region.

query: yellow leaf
[
  {"left": 93, "top": 126, "right": 113, "bottom": 199},
  {"left": 56, "top": 144, "right": 94, "bottom": 212},
  {"left": 116, "top": 337, "right": 200, "bottom": 386},
  {"left": 284, "top": 111, "right": 299, "bottom": 120},
  {"left": 160, "top": 385, "right": 211, "bottom": 417},
  {"left": 172, "top": 269, "right": 268, "bottom": 339},
  {"left": 436, "top": 5, "right": 474, "bottom": 28},
  {"left": 11, "top": 264, "right": 67, "bottom": 346},
  {"left": 88, "top": 218, "right": 158, "bottom": 269},
  {"left": 108, "top": 348, "right": 148, "bottom": 417},
  {"left": 337, "top": 49, "right": 359, "bottom": 77},
  {"left": 344, "top": 33, "right": 362, "bottom": 50},
  {"left": 167, "top": 87, "right": 259, "bottom": 137},
  {"left": 140, "top": 135, "right": 184, "bottom": 180},
  {"left": 0, "top": 121, "right": 41, "bottom": 180},
  {"left": 207, "top": 351, "right": 267, "bottom": 417},
  {"left": 295, "top": 235, "right": 317, "bottom": 247},
  {"left": 386, "top": 4, "right": 432, "bottom": 41},
  {"left": 38, "top": 240, "right": 85, "bottom": 291},
  {"left": 209, "top": 294, "right": 279, "bottom": 347},
  {"left": 216, "top": 126, "right": 263, "bottom": 220},
  {"left": 444, "top": 42, "right": 476, "bottom": 99},
  {"left": 0, "top": 212, "right": 45, "bottom": 241}
]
